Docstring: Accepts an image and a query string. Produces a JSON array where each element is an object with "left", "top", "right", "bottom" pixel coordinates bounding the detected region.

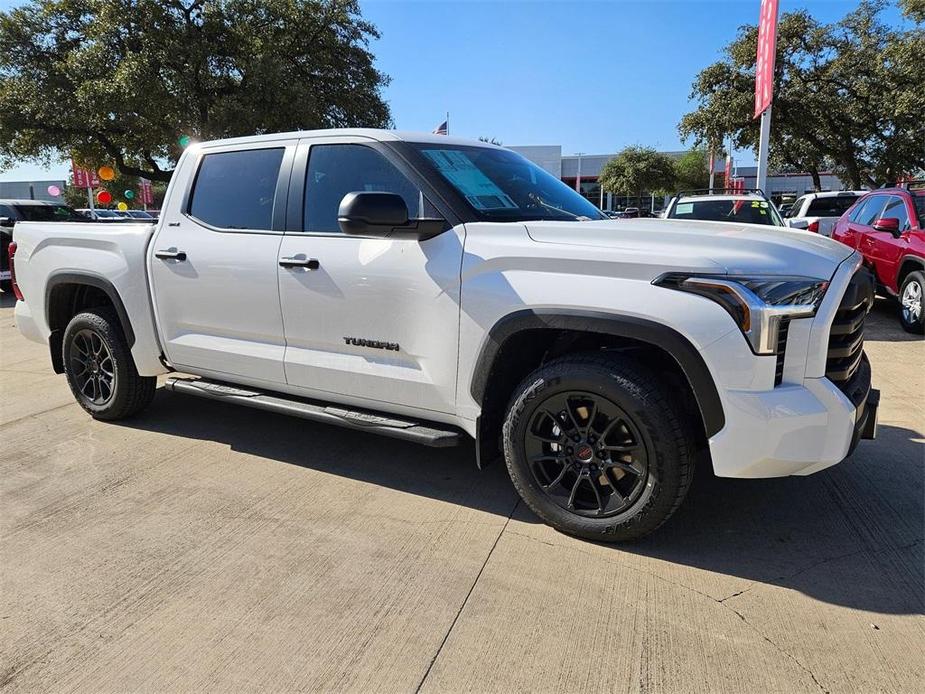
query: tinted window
[
  {"left": 855, "top": 195, "right": 888, "bottom": 226},
  {"left": 806, "top": 195, "right": 859, "bottom": 217},
  {"left": 189, "top": 148, "right": 284, "bottom": 230},
  {"left": 881, "top": 196, "right": 910, "bottom": 231},
  {"left": 304, "top": 144, "right": 423, "bottom": 233},
  {"left": 14, "top": 204, "right": 86, "bottom": 222},
  {"left": 914, "top": 194, "right": 925, "bottom": 227}
]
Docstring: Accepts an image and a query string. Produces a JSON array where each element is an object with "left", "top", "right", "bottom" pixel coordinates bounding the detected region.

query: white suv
[
  {"left": 8, "top": 130, "right": 879, "bottom": 542},
  {"left": 664, "top": 189, "right": 786, "bottom": 227},
  {"left": 785, "top": 191, "right": 866, "bottom": 236}
]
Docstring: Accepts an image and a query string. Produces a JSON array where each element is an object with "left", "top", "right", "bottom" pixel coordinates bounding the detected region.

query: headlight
[{"left": 654, "top": 274, "right": 829, "bottom": 354}]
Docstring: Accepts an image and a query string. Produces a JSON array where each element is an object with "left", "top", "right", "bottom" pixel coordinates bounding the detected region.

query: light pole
[{"left": 574, "top": 152, "right": 584, "bottom": 193}]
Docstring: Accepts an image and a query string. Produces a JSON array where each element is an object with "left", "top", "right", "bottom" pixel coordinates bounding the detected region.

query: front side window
[
  {"left": 407, "top": 144, "right": 605, "bottom": 222},
  {"left": 855, "top": 195, "right": 887, "bottom": 226},
  {"left": 189, "top": 148, "right": 285, "bottom": 230},
  {"left": 786, "top": 197, "right": 806, "bottom": 218},
  {"left": 304, "top": 144, "right": 423, "bottom": 233},
  {"left": 881, "top": 196, "right": 910, "bottom": 231}
]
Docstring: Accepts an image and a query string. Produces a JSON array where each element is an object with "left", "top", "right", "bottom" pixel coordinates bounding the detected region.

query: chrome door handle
[
  {"left": 155, "top": 249, "right": 187, "bottom": 261},
  {"left": 279, "top": 257, "right": 320, "bottom": 270}
]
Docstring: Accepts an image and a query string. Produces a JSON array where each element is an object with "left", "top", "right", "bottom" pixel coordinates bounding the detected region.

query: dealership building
[{"left": 508, "top": 145, "right": 847, "bottom": 212}]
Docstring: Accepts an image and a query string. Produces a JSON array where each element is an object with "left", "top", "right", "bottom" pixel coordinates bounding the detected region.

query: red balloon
[{"left": 97, "top": 190, "right": 112, "bottom": 204}]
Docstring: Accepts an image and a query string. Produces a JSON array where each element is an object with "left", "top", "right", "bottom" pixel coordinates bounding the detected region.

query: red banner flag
[{"left": 754, "top": 0, "right": 779, "bottom": 118}]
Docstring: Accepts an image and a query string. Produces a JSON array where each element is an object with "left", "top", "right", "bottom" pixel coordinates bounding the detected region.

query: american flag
[{"left": 432, "top": 120, "right": 448, "bottom": 135}]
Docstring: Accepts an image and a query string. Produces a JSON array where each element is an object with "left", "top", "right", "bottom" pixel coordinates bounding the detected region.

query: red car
[{"left": 832, "top": 185, "right": 925, "bottom": 333}]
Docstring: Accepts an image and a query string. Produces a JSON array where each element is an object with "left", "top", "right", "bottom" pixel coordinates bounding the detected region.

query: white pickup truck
[{"left": 9, "top": 129, "right": 879, "bottom": 541}]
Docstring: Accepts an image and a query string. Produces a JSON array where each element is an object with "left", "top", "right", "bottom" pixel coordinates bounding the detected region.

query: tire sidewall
[
  {"left": 503, "top": 358, "right": 688, "bottom": 541},
  {"left": 62, "top": 310, "right": 134, "bottom": 418}
]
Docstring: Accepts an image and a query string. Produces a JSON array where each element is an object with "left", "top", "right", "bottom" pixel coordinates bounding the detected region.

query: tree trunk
[{"left": 809, "top": 165, "right": 822, "bottom": 192}]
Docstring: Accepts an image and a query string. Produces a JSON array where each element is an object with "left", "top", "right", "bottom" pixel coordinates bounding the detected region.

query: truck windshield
[{"left": 408, "top": 144, "right": 606, "bottom": 222}]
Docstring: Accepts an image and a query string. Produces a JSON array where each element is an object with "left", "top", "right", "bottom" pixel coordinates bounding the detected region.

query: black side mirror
[
  {"left": 0, "top": 216, "right": 14, "bottom": 228},
  {"left": 337, "top": 192, "right": 446, "bottom": 240}
]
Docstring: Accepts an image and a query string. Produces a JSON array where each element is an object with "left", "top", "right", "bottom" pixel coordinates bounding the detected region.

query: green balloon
[{"left": 124, "top": 189, "right": 135, "bottom": 200}]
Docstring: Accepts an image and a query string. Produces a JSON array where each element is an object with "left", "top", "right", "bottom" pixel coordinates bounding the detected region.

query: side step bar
[{"left": 164, "top": 377, "right": 463, "bottom": 448}]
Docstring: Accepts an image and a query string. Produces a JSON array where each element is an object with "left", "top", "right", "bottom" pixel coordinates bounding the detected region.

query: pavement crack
[{"left": 413, "top": 497, "right": 520, "bottom": 693}]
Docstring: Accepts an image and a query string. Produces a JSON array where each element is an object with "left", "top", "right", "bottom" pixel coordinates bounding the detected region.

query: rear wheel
[
  {"left": 502, "top": 353, "right": 696, "bottom": 542},
  {"left": 899, "top": 270, "right": 924, "bottom": 334},
  {"left": 62, "top": 308, "right": 156, "bottom": 419}
]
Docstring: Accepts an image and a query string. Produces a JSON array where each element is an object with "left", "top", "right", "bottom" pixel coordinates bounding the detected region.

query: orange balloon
[{"left": 98, "top": 166, "right": 115, "bottom": 181}]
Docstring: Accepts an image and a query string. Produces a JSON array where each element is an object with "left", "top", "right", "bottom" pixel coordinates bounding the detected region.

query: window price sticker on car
[{"left": 422, "top": 149, "right": 518, "bottom": 210}]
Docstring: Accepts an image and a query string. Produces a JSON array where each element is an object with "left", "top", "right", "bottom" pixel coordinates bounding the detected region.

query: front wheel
[
  {"left": 502, "top": 353, "right": 696, "bottom": 542},
  {"left": 62, "top": 308, "right": 156, "bottom": 420},
  {"left": 899, "top": 271, "right": 924, "bottom": 334}
]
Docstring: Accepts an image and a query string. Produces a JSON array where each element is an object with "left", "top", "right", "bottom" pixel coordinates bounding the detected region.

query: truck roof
[{"left": 192, "top": 128, "right": 492, "bottom": 151}]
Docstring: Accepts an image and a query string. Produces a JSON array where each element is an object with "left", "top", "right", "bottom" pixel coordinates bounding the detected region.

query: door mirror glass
[
  {"left": 872, "top": 217, "right": 901, "bottom": 235},
  {"left": 337, "top": 192, "right": 446, "bottom": 240}
]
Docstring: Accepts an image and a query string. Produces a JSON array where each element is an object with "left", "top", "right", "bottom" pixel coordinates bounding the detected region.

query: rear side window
[
  {"left": 881, "top": 196, "right": 910, "bottom": 231},
  {"left": 303, "top": 144, "right": 422, "bottom": 233},
  {"left": 806, "top": 195, "right": 859, "bottom": 217},
  {"left": 189, "top": 148, "right": 285, "bottom": 230}
]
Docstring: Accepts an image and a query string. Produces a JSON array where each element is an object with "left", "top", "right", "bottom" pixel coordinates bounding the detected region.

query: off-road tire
[
  {"left": 62, "top": 308, "right": 156, "bottom": 420},
  {"left": 502, "top": 352, "right": 696, "bottom": 542},
  {"left": 899, "top": 270, "right": 925, "bottom": 334}
]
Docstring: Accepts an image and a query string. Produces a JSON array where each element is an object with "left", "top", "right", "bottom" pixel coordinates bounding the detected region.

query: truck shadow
[{"left": 118, "top": 390, "right": 924, "bottom": 616}]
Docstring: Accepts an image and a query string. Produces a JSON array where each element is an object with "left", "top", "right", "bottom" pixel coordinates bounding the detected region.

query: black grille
[
  {"left": 826, "top": 267, "right": 873, "bottom": 394},
  {"left": 774, "top": 318, "right": 790, "bottom": 386}
]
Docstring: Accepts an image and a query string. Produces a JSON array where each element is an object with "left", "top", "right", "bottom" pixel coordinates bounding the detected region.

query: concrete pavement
[{"left": 1, "top": 293, "right": 922, "bottom": 693}]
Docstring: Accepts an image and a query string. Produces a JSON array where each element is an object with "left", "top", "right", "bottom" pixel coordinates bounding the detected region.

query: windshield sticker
[
  {"left": 421, "top": 149, "right": 518, "bottom": 210},
  {"left": 676, "top": 202, "right": 694, "bottom": 214}
]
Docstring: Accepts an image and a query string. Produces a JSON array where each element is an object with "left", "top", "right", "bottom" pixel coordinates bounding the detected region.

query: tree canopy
[
  {"left": 598, "top": 146, "right": 676, "bottom": 197},
  {"left": 673, "top": 148, "right": 711, "bottom": 192},
  {"left": 0, "top": 0, "right": 391, "bottom": 181},
  {"left": 679, "top": 0, "right": 924, "bottom": 189}
]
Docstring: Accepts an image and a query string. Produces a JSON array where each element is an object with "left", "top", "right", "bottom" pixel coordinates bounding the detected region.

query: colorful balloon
[
  {"left": 178, "top": 135, "right": 192, "bottom": 148},
  {"left": 98, "top": 166, "right": 115, "bottom": 181},
  {"left": 117, "top": 202, "right": 128, "bottom": 211},
  {"left": 47, "top": 185, "right": 61, "bottom": 197},
  {"left": 124, "top": 189, "right": 135, "bottom": 200},
  {"left": 97, "top": 190, "right": 113, "bottom": 204}
]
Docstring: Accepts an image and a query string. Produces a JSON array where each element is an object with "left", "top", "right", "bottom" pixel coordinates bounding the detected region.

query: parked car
[
  {"left": 663, "top": 189, "right": 786, "bottom": 227},
  {"left": 832, "top": 186, "right": 925, "bottom": 333},
  {"left": 8, "top": 129, "right": 878, "bottom": 542},
  {"left": 124, "top": 210, "right": 155, "bottom": 220},
  {"left": 785, "top": 191, "right": 865, "bottom": 236},
  {"left": 76, "top": 208, "right": 126, "bottom": 221},
  {"left": 1, "top": 199, "right": 86, "bottom": 291}
]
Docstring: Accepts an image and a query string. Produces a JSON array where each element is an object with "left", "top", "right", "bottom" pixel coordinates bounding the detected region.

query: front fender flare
[{"left": 470, "top": 309, "right": 726, "bottom": 438}]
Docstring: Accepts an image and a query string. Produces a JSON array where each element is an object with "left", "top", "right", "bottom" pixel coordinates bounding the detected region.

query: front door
[
  {"left": 860, "top": 194, "right": 912, "bottom": 291},
  {"left": 150, "top": 140, "right": 295, "bottom": 383},
  {"left": 277, "top": 139, "right": 464, "bottom": 414}
]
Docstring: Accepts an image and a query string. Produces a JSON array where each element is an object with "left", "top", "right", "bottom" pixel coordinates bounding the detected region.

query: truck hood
[{"left": 526, "top": 218, "right": 854, "bottom": 280}]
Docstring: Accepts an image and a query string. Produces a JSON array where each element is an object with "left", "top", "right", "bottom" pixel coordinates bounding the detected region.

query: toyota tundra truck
[{"left": 8, "top": 129, "right": 879, "bottom": 541}]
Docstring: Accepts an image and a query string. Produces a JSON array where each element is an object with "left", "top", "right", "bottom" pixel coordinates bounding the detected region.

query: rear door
[
  {"left": 149, "top": 139, "right": 295, "bottom": 383},
  {"left": 277, "top": 137, "right": 464, "bottom": 414}
]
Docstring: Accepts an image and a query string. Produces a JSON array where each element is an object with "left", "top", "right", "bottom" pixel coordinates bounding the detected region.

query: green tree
[
  {"left": 0, "top": 0, "right": 390, "bottom": 182},
  {"left": 679, "top": 1, "right": 924, "bottom": 189},
  {"left": 599, "top": 146, "right": 676, "bottom": 199},
  {"left": 673, "top": 148, "right": 711, "bottom": 191}
]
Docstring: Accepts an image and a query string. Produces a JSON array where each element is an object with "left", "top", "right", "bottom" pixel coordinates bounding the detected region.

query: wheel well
[
  {"left": 897, "top": 258, "right": 925, "bottom": 287},
  {"left": 476, "top": 328, "right": 708, "bottom": 466},
  {"left": 46, "top": 281, "right": 127, "bottom": 373}
]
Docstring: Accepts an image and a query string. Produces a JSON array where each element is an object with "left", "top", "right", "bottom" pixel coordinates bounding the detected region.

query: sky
[{"left": 0, "top": 0, "right": 905, "bottom": 182}]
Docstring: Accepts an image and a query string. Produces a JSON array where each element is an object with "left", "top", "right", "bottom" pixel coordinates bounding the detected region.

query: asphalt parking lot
[{"left": 1, "top": 292, "right": 922, "bottom": 693}]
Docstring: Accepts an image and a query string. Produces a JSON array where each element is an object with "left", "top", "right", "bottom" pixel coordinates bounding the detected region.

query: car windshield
[
  {"left": 127, "top": 210, "right": 153, "bottom": 219},
  {"left": 406, "top": 143, "right": 606, "bottom": 222},
  {"left": 95, "top": 210, "right": 121, "bottom": 218},
  {"left": 668, "top": 198, "right": 784, "bottom": 226},
  {"left": 15, "top": 203, "right": 86, "bottom": 222}
]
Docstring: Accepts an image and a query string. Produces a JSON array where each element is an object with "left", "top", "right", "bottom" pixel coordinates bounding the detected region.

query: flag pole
[{"left": 446, "top": 111, "right": 449, "bottom": 136}]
